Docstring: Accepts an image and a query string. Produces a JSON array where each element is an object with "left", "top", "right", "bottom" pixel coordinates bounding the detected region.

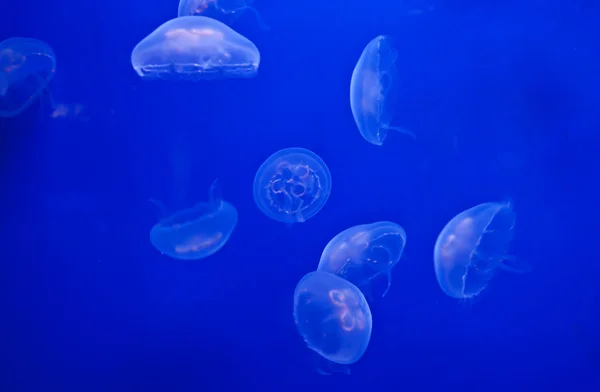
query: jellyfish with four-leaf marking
[
  {"left": 350, "top": 35, "right": 415, "bottom": 146},
  {"left": 149, "top": 180, "right": 238, "bottom": 260},
  {"left": 177, "top": 0, "right": 270, "bottom": 31},
  {"left": 317, "top": 221, "right": 407, "bottom": 298},
  {"left": 433, "top": 201, "right": 530, "bottom": 299},
  {"left": 131, "top": 16, "right": 260, "bottom": 80},
  {"left": 253, "top": 147, "right": 331, "bottom": 224},
  {"left": 293, "top": 271, "right": 372, "bottom": 373},
  {"left": 0, "top": 37, "right": 56, "bottom": 118}
]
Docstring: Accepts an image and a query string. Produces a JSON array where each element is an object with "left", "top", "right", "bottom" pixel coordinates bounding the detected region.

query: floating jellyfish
[
  {"left": 350, "top": 35, "right": 415, "bottom": 146},
  {"left": 131, "top": 16, "right": 260, "bottom": 80},
  {"left": 293, "top": 271, "right": 372, "bottom": 371},
  {"left": 433, "top": 201, "right": 529, "bottom": 299},
  {"left": 0, "top": 37, "right": 56, "bottom": 118},
  {"left": 177, "top": 0, "right": 270, "bottom": 31},
  {"left": 318, "top": 221, "right": 407, "bottom": 297},
  {"left": 149, "top": 180, "right": 238, "bottom": 260},
  {"left": 253, "top": 147, "right": 331, "bottom": 224}
]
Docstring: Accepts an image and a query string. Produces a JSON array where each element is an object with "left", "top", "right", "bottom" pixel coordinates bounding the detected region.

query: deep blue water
[{"left": 1, "top": 1, "right": 599, "bottom": 391}]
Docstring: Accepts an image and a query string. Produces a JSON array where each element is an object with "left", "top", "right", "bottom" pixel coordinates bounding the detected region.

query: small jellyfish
[
  {"left": 177, "top": 0, "right": 270, "bottom": 31},
  {"left": 433, "top": 201, "right": 529, "bottom": 299},
  {"left": 253, "top": 147, "right": 331, "bottom": 224},
  {"left": 318, "top": 221, "right": 407, "bottom": 297},
  {"left": 350, "top": 35, "right": 415, "bottom": 146},
  {"left": 149, "top": 180, "right": 238, "bottom": 260},
  {"left": 0, "top": 37, "right": 56, "bottom": 117},
  {"left": 131, "top": 16, "right": 260, "bottom": 80},
  {"left": 293, "top": 271, "right": 372, "bottom": 371}
]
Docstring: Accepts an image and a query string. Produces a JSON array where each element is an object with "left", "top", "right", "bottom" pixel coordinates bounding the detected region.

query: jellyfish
[
  {"left": 293, "top": 271, "right": 372, "bottom": 372},
  {"left": 0, "top": 37, "right": 56, "bottom": 118},
  {"left": 177, "top": 0, "right": 270, "bottom": 31},
  {"left": 350, "top": 35, "right": 415, "bottom": 146},
  {"left": 433, "top": 201, "right": 529, "bottom": 299},
  {"left": 253, "top": 147, "right": 331, "bottom": 224},
  {"left": 149, "top": 180, "right": 238, "bottom": 260},
  {"left": 131, "top": 16, "right": 260, "bottom": 80},
  {"left": 318, "top": 221, "right": 406, "bottom": 297}
]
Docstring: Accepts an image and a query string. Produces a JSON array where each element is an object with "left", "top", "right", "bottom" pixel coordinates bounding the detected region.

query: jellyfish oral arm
[
  {"left": 493, "top": 255, "right": 532, "bottom": 274},
  {"left": 383, "top": 125, "right": 416, "bottom": 141}
]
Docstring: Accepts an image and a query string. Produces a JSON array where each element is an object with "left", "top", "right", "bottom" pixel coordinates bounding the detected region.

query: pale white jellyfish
[{"left": 350, "top": 35, "right": 415, "bottom": 146}]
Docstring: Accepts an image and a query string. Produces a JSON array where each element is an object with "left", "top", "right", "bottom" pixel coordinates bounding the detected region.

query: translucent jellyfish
[
  {"left": 253, "top": 147, "right": 331, "bottom": 224},
  {"left": 149, "top": 180, "right": 238, "bottom": 260},
  {"left": 350, "top": 35, "right": 415, "bottom": 146},
  {"left": 0, "top": 37, "right": 56, "bottom": 117},
  {"left": 317, "top": 221, "right": 407, "bottom": 297},
  {"left": 131, "top": 16, "right": 260, "bottom": 80},
  {"left": 293, "top": 271, "right": 372, "bottom": 370},
  {"left": 177, "top": 0, "right": 270, "bottom": 31},
  {"left": 433, "top": 201, "right": 529, "bottom": 299}
]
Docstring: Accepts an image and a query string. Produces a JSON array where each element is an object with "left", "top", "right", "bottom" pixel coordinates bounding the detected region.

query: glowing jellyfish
[
  {"left": 149, "top": 180, "right": 238, "bottom": 260},
  {"left": 293, "top": 271, "right": 372, "bottom": 370},
  {"left": 131, "top": 16, "right": 260, "bottom": 80},
  {"left": 177, "top": 0, "right": 270, "bottom": 30},
  {"left": 317, "top": 221, "right": 406, "bottom": 297},
  {"left": 350, "top": 35, "right": 415, "bottom": 146},
  {"left": 433, "top": 201, "right": 529, "bottom": 299},
  {"left": 0, "top": 37, "right": 56, "bottom": 118},
  {"left": 253, "top": 147, "right": 331, "bottom": 224}
]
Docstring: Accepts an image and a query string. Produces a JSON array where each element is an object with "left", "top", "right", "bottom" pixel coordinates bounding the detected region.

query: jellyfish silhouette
[
  {"left": 149, "top": 180, "right": 238, "bottom": 260},
  {"left": 318, "top": 221, "right": 407, "bottom": 297},
  {"left": 131, "top": 16, "right": 260, "bottom": 80},
  {"left": 253, "top": 147, "right": 331, "bottom": 224},
  {"left": 350, "top": 35, "right": 415, "bottom": 145},
  {"left": 0, "top": 37, "right": 56, "bottom": 118},
  {"left": 293, "top": 271, "right": 372, "bottom": 373},
  {"left": 433, "top": 201, "right": 530, "bottom": 299},
  {"left": 177, "top": 0, "right": 270, "bottom": 31}
]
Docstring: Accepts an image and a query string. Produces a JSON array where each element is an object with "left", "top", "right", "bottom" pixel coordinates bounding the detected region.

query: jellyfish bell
[
  {"left": 293, "top": 271, "right": 372, "bottom": 373},
  {"left": 433, "top": 200, "right": 530, "bottom": 300},
  {"left": 350, "top": 35, "right": 415, "bottom": 146},
  {"left": 0, "top": 37, "right": 57, "bottom": 118},
  {"left": 131, "top": 16, "right": 260, "bottom": 81},
  {"left": 318, "top": 221, "right": 407, "bottom": 298},
  {"left": 149, "top": 179, "right": 238, "bottom": 260},
  {"left": 177, "top": 0, "right": 270, "bottom": 31},
  {"left": 253, "top": 148, "right": 332, "bottom": 225}
]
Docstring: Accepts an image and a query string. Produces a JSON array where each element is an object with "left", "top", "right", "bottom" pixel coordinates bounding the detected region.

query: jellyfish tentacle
[
  {"left": 208, "top": 178, "right": 223, "bottom": 207},
  {"left": 228, "top": 6, "right": 271, "bottom": 31},
  {"left": 148, "top": 198, "right": 169, "bottom": 220}
]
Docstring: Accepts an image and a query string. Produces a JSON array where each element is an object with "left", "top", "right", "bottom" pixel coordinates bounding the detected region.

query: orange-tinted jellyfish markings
[
  {"left": 149, "top": 180, "right": 238, "bottom": 260},
  {"left": 293, "top": 271, "right": 372, "bottom": 369}
]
